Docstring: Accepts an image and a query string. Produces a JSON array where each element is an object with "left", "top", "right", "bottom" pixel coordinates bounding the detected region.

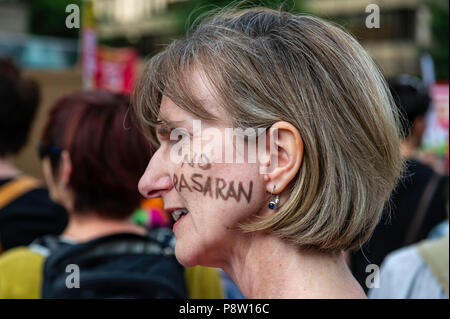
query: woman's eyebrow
[{"left": 155, "top": 117, "right": 192, "bottom": 137}]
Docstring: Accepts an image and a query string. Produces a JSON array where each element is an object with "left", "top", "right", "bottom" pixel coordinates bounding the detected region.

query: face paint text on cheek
[
  {"left": 181, "top": 153, "right": 211, "bottom": 170},
  {"left": 172, "top": 173, "right": 253, "bottom": 203}
]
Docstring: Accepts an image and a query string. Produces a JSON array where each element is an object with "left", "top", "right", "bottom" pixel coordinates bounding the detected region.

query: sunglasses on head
[{"left": 37, "top": 144, "right": 63, "bottom": 159}]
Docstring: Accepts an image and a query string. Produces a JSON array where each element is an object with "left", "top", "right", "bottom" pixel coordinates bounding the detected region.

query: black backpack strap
[
  {"left": 29, "top": 234, "right": 63, "bottom": 257},
  {"left": 52, "top": 229, "right": 175, "bottom": 259},
  {"left": 404, "top": 171, "right": 442, "bottom": 246},
  {"left": 77, "top": 235, "right": 175, "bottom": 260}
]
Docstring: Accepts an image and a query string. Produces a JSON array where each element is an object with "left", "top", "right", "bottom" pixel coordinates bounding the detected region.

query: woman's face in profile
[{"left": 138, "top": 71, "right": 267, "bottom": 267}]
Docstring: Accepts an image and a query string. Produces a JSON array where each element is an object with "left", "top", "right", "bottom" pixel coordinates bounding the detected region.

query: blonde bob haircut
[{"left": 132, "top": 7, "right": 404, "bottom": 252}]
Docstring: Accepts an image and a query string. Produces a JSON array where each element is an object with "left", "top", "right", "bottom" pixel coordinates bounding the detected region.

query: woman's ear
[{"left": 259, "top": 121, "right": 303, "bottom": 194}]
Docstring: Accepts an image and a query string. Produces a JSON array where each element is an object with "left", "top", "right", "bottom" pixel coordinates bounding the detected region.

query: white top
[{"left": 369, "top": 244, "right": 448, "bottom": 299}]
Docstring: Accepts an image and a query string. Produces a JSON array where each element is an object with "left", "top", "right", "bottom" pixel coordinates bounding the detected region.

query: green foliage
[
  {"left": 28, "top": 0, "right": 82, "bottom": 38},
  {"left": 173, "top": 0, "right": 306, "bottom": 33},
  {"left": 428, "top": 0, "right": 449, "bottom": 80}
]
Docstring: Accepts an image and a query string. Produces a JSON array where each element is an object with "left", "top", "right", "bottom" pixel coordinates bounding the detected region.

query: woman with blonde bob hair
[{"left": 133, "top": 7, "right": 403, "bottom": 298}]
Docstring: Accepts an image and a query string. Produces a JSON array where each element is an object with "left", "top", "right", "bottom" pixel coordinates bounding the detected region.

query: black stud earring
[{"left": 268, "top": 185, "right": 280, "bottom": 210}]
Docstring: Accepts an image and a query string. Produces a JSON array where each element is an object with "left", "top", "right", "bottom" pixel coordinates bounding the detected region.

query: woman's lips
[
  {"left": 172, "top": 210, "right": 189, "bottom": 231},
  {"left": 172, "top": 208, "right": 189, "bottom": 222},
  {"left": 164, "top": 207, "right": 190, "bottom": 231}
]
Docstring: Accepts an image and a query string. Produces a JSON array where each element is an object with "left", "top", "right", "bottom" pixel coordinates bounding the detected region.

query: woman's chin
[
  {"left": 174, "top": 244, "right": 200, "bottom": 268},
  {"left": 174, "top": 232, "right": 227, "bottom": 268}
]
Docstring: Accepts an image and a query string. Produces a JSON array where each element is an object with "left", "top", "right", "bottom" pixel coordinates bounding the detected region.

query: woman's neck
[
  {"left": 222, "top": 233, "right": 366, "bottom": 299},
  {"left": 0, "top": 157, "right": 22, "bottom": 179},
  {"left": 63, "top": 210, "right": 147, "bottom": 243}
]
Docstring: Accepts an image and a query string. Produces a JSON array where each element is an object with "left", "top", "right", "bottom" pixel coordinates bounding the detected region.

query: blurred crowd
[{"left": 0, "top": 48, "right": 448, "bottom": 299}]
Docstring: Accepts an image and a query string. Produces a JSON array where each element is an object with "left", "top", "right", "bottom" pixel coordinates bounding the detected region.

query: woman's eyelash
[{"left": 156, "top": 126, "right": 191, "bottom": 143}]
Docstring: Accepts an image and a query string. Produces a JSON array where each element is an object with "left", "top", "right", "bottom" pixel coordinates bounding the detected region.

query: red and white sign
[{"left": 95, "top": 46, "right": 138, "bottom": 95}]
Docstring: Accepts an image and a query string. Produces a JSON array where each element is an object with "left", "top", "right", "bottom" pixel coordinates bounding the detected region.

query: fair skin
[
  {"left": 138, "top": 70, "right": 366, "bottom": 298},
  {"left": 41, "top": 152, "right": 146, "bottom": 243}
]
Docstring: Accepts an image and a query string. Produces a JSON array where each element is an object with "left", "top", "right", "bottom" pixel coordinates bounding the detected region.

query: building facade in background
[{"left": 306, "top": 0, "right": 432, "bottom": 78}]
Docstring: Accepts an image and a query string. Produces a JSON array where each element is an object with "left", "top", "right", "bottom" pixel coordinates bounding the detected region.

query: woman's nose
[
  {"left": 138, "top": 158, "right": 173, "bottom": 198},
  {"left": 139, "top": 171, "right": 173, "bottom": 198}
]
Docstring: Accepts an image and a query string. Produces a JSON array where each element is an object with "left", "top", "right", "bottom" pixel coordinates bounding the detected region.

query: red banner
[{"left": 95, "top": 46, "right": 138, "bottom": 95}]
